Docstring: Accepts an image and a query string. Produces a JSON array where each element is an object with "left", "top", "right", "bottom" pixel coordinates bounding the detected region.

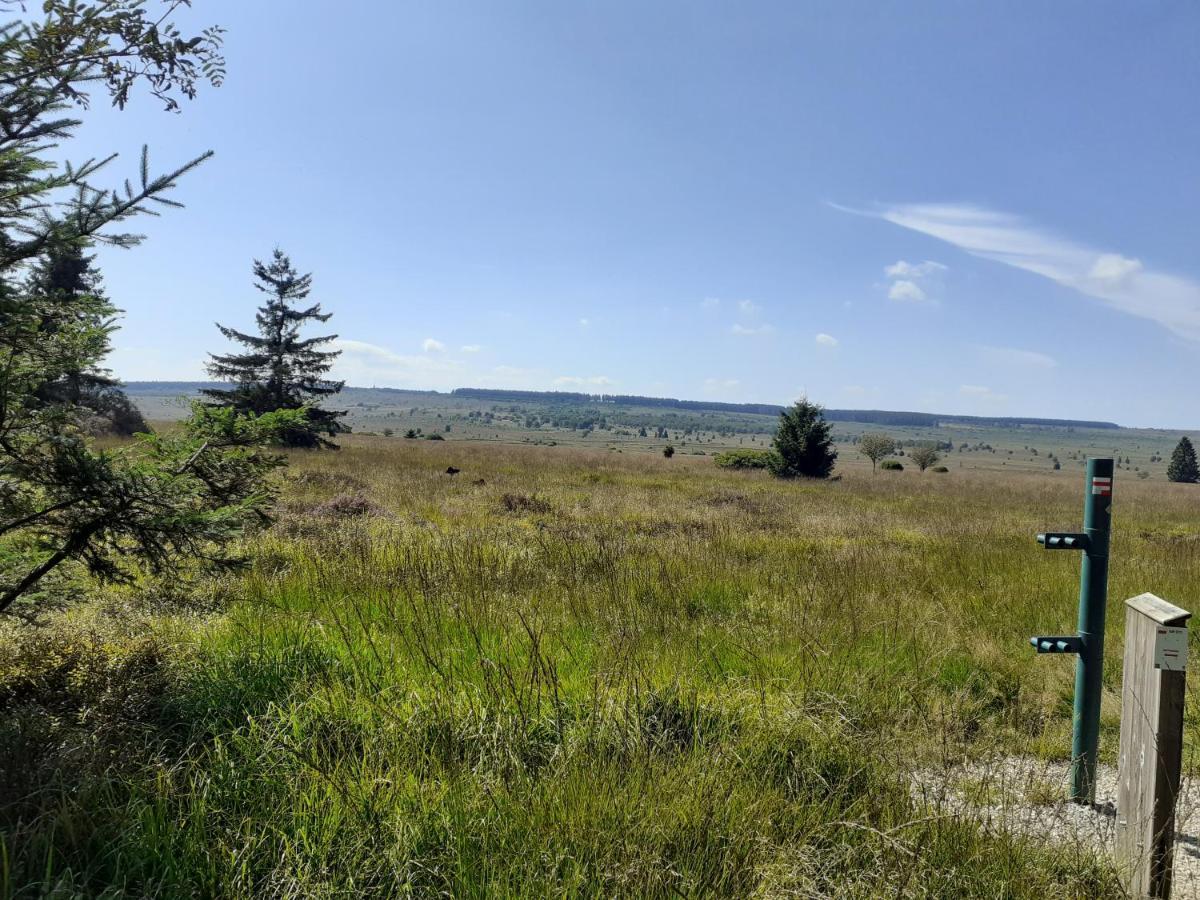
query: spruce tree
[
  {"left": 205, "top": 250, "right": 347, "bottom": 448},
  {"left": 770, "top": 398, "right": 838, "bottom": 479},
  {"left": 1167, "top": 436, "right": 1199, "bottom": 483},
  {"left": 25, "top": 244, "right": 148, "bottom": 435},
  {"left": 0, "top": 2, "right": 300, "bottom": 615}
]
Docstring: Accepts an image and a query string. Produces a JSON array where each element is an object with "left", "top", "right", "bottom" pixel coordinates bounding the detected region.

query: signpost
[{"left": 1029, "top": 457, "right": 1114, "bottom": 804}]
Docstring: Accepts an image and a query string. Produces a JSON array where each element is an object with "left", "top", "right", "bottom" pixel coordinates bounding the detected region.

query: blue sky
[{"left": 69, "top": 1, "right": 1200, "bottom": 426}]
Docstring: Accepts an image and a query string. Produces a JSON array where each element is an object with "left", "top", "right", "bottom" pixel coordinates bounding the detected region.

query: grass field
[{"left": 4, "top": 436, "right": 1200, "bottom": 896}]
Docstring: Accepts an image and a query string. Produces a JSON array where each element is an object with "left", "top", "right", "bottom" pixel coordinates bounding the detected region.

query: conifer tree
[
  {"left": 1167, "top": 436, "right": 1199, "bottom": 483},
  {"left": 770, "top": 398, "right": 838, "bottom": 479},
  {"left": 205, "top": 249, "right": 347, "bottom": 448},
  {"left": 0, "top": 2, "right": 301, "bottom": 615},
  {"left": 25, "top": 243, "right": 148, "bottom": 435}
]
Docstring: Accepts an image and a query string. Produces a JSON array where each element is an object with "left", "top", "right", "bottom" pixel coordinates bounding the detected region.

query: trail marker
[
  {"left": 1029, "top": 457, "right": 1114, "bottom": 804},
  {"left": 1117, "top": 593, "right": 1190, "bottom": 899}
]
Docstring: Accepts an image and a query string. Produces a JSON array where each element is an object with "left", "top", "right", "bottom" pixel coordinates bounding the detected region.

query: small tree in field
[
  {"left": 1167, "top": 436, "right": 1199, "bottom": 483},
  {"left": 770, "top": 399, "right": 837, "bottom": 479},
  {"left": 909, "top": 443, "right": 941, "bottom": 472},
  {"left": 663, "top": 444, "right": 675, "bottom": 458},
  {"left": 205, "top": 250, "right": 347, "bottom": 448},
  {"left": 859, "top": 432, "right": 895, "bottom": 473}
]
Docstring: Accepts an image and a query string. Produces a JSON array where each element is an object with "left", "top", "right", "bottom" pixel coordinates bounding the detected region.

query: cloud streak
[{"left": 863, "top": 202, "right": 1200, "bottom": 339}]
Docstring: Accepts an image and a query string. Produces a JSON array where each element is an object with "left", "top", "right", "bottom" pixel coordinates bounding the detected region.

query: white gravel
[{"left": 911, "top": 756, "right": 1200, "bottom": 896}]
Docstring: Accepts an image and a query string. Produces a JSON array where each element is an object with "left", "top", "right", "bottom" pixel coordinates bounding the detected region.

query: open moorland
[
  {"left": 126, "top": 382, "right": 1191, "bottom": 478},
  {"left": 5, "top": 435, "right": 1200, "bottom": 897}
]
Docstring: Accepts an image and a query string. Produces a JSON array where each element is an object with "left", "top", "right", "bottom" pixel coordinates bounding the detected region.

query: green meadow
[{"left": 5, "top": 435, "right": 1199, "bottom": 897}]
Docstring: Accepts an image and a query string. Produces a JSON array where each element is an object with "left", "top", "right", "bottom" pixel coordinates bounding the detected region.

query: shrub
[
  {"left": 932, "top": 465, "right": 949, "bottom": 473},
  {"left": 770, "top": 399, "right": 837, "bottom": 479},
  {"left": 426, "top": 433, "right": 445, "bottom": 441},
  {"left": 881, "top": 460, "right": 904, "bottom": 471},
  {"left": 663, "top": 445, "right": 675, "bottom": 459},
  {"left": 501, "top": 493, "right": 552, "bottom": 514},
  {"left": 713, "top": 449, "right": 776, "bottom": 470}
]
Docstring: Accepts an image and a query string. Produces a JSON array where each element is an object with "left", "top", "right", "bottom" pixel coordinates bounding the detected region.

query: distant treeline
[{"left": 449, "top": 388, "right": 1121, "bottom": 430}]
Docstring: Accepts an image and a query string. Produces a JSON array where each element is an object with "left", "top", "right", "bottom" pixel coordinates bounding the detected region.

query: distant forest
[
  {"left": 450, "top": 388, "right": 1121, "bottom": 430},
  {"left": 123, "top": 383, "right": 1121, "bottom": 430}
]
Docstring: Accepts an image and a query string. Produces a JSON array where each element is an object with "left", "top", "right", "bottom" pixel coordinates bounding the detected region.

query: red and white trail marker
[{"left": 1092, "top": 476, "right": 1112, "bottom": 496}]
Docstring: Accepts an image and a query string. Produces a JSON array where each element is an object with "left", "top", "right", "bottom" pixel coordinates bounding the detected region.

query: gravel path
[{"left": 911, "top": 756, "right": 1200, "bottom": 896}]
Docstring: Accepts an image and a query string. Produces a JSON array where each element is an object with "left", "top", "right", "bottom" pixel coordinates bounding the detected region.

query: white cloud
[
  {"left": 887, "top": 280, "right": 928, "bottom": 303},
  {"left": 332, "top": 339, "right": 462, "bottom": 389},
  {"left": 731, "top": 323, "right": 776, "bottom": 336},
  {"left": 978, "top": 345, "right": 1057, "bottom": 369},
  {"left": 702, "top": 377, "right": 741, "bottom": 397},
  {"left": 554, "top": 375, "right": 615, "bottom": 387},
  {"left": 959, "top": 384, "right": 992, "bottom": 395},
  {"left": 460, "top": 344, "right": 482, "bottom": 353},
  {"left": 579, "top": 318, "right": 590, "bottom": 327},
  {"left": 860, "top": 202, "right": 1200, "bottom": 340},
  {"left": 422, "top": 337, "right": 446, "bottom": 353},
  {"left": 701, "top": 297, "right": 721, "bottom": 309},
  {"left": 958, "top": 384, "right": 1008, "bottom": 405},
  {"left": 815, "top": 332, "right": 839, "bottom": 347},
  {"left": 737, "top": 299, "right": 761, "bottom": 316},
  {"left": 884, "top": 259, "right": 947, "bottom": 279}
]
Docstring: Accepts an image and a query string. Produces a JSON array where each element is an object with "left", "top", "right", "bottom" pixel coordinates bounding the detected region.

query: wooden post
[{"left": 1117, "top": 592, "right": 1191, "bottom": 899}]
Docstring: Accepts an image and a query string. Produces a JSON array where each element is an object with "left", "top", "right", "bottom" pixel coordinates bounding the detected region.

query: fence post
[{"left": 1116, "top": 592, "right": 1191, "bottom": 899}]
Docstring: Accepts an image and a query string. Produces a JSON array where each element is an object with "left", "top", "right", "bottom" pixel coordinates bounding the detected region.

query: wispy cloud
[
  {"left": 702, "top": 377, "right": 741, "bottom": 397},
  {"left": 815, "top": 332, "right": 839, "bottom": 347},
  {"left": 422, "top": 337, "right": 446, "bottom": 353},
  {"left": 554, "top": 375, "right": 614, "bottom": 387},
  {"left": 731, "top": 323, "right": 775, "bottom": 336},
  {"left": 737, "top": 299, "right": 761, "bottom": 316},
  {"left": 578, "top": 318, "right": 591, "bottom": 328},
  {"left": 460, "top": 344, "right": 482, "bottom": 353},
  {"left": 977, "top": 344, "right": 1057, "bottom": 369},
  {"left": 882, "top": 257, "right": 945, "bottom": 304},
  {"left": 959, "top": 383, "right": 1008, "bottom": 405},
  {"left": 700, "top": 297, "right": 721, "bottom": 309},
  {"left": 333, "top": 339, "right": 461, "bottom": 388},
  {"left": 861, "top": 202, "right": 1200, "bottom": 339},
  {"left": 888, "top": 280, "right": 927, "bottom": 303},
  {"left": 884, "top": 260, "right": 946, "bottom": 279}
]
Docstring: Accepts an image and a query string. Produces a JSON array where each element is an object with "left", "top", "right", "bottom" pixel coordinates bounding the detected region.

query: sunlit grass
[{"left": 4, "top": 436, "right": 1197, "bottom": 896}]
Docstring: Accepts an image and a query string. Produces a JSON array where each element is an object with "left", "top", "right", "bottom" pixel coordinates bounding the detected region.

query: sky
[{"left": 65, "top": 1, "right": 1200, "bottom": 427}]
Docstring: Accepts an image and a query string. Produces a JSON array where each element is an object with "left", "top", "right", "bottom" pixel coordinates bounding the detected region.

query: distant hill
[{"left": 123, "top": 382, "right": 1123, "bottom": 430}]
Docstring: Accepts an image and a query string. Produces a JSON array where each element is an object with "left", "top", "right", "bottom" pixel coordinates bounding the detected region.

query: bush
[
  {"left": 663, "top": 445, "right": 675, "bottom": 459},
  {"left": 770, "top": 399, "right": 837, "bottom": 479},
  {"left": 426, "top": 433, "right": 445, "bottom": 441},
  {"left": 881, "top": 460, "right": 904, "bottom": 471},
  {"left": 713, "top": 449, "right": 776, "bottom": 470},
  {"left": 932, "top": 466, "right": 949, "bottom": 473}
]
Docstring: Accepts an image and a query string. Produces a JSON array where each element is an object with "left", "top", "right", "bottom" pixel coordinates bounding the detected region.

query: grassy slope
[{"left": 6, "top": 437, "right": 1199, "bottom": 896}]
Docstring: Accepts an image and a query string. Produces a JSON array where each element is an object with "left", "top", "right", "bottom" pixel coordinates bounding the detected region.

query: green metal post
[{"left": 1071, "top": 457, "right": 1113, "bottom": 803}]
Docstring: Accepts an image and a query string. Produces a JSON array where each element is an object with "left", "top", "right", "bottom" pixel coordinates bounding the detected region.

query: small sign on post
[{"left": 1117, "top": 592, "right": 1191, "bottom": 899}]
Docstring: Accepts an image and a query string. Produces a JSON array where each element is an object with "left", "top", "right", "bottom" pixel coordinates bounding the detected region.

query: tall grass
[{"left": 5, "top": 437, "right": 1196, "bottom": 896}]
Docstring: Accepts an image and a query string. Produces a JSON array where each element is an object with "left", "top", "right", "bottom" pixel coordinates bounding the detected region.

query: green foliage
[
  {"left": 0, "top": 444, "right": 1137, "bottom": 895},
  {"left": 858, "top": 431, "right": 896, "bottom": 472},
  {"left": 1167, "top": 436, "right": 1199, "bottom": 483},
  {"left": 713, "top": 448, "right": 776, "bottom": 470},
  {"left": 0, "top": 1, "right": 290, "bottom": 615},
  {"left": 909, "top": 443, "right": 941, "bottom": 472},
  {"left": 881, "top": 460, "right": 904, "bottom": 471},
  {"left": 770, "top": 399, "right": 837, "bottom": 479},
  {"left": 205, "top": 249, "right": 347, "bottom": 448},
  {"left": 663, "top": 444, "right": 675, "bottom": 458},
  {"left": 0, "top": 403, "right": 301, "bottom": 613}
]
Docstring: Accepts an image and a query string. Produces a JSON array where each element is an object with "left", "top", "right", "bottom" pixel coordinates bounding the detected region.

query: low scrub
[
  {"left": 713, "top": 448, "right": 777, "bottom": 470},
  {"left": 881, "top": 460, "right": 904, "bottom": 471}
]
